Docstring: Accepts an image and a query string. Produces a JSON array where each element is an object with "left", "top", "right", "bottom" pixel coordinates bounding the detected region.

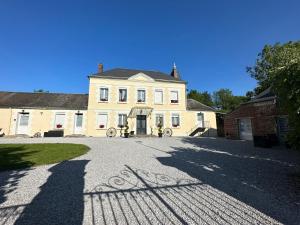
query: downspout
[{"left": 8, "top": 107, "right": 12, "bottom": 135}]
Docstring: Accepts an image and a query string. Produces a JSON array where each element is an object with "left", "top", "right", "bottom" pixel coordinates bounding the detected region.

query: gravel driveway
[{"left": 0, "top": 137, "right": 299, "bottom": 225}]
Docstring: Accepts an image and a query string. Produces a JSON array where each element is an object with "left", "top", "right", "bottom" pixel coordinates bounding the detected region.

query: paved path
[{"left": 0, "top": 137, "right": 299, "bottom": 225}]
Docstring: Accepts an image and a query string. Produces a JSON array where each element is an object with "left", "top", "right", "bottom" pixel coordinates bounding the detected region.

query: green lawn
[{"left": 0, "top": 143, "right": 89, "bottom": 171}]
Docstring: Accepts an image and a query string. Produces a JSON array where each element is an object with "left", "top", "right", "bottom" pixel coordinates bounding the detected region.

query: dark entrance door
[{"left": 136, "top": 115, "right": 147, "bottom": 135}]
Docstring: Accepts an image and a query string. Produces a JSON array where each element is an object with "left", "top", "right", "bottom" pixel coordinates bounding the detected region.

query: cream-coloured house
[{"left": 0, "top": 64, "right": 217, "bottom": 137}]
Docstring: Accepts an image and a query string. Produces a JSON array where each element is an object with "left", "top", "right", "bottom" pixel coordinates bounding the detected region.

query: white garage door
[{"left": 239, "top": 118, "right": 253, "bottom": 140}]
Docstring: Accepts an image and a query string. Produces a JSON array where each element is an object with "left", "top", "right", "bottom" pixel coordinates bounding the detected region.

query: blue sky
[{"left": 0, "top": 0, "right": 299, "bottom": 96}]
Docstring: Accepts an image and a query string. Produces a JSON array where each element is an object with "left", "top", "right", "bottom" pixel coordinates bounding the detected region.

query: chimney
[
  {"left": 170, "top": 62, "right": 180, "bottom": 79},
  {"left": 98, "top": 63, "right": 103, "bottom": 73}
]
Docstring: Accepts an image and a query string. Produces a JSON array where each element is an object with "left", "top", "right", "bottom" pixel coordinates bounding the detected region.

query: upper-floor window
[
  {"left": 170, "top": 91, "right": 179, "bottom": 103},
  {"left": 137, "top": 89, "right": 146, "bottom": 103},
  {"left": 171, "top": 113, "right": 180, "bottom": 127},
  {"left": 118, "top": 114, "right": 127, "bottom": 127},
  {"left": 100, "top": 88, "right": 109, "bottom": 102},
  {"left": 155, "top": 114, "right": 164, "bottom": 127},
  {"left": 154, "top": 90, "right": 163, "bottom": 104},
  {"left": 119, "top": 89, "right": 127, "bottom": 102}
]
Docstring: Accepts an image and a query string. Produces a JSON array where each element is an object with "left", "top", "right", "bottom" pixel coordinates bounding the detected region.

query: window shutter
[
  {"left": 55, "top": 113, "right": 65, "bottom": 128},
  {"left": 155, "top": 90, "right": 163, "bottom": 104},
  {"left": 98, "top": 114, "right": 108, "bottom": 128},
  {"left": 105, "top": 89, "right": 108, "bottom": 100},
  {"left": 171, "top": 91, "right": 178, "bottom": 101}
]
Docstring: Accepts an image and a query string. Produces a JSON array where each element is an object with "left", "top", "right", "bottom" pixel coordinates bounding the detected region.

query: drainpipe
[{"left": 8, "top": 107, "right": 12, "bottom": 135}]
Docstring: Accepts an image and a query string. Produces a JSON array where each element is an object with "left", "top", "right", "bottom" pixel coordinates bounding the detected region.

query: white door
[
  {"left": 74, "top": 113, "right": 83, "bottom": 134},
  {"left": 239, "top": 118, "right": 253, "bottom": 140},
  {"left": 197, "top": 113, "right": 204, "bottom": 127},
  {"left": 16, "top": 113, "right": 29, "bottom": 134}
]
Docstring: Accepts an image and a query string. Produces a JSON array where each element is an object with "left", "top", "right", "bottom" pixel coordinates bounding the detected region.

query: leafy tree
[
  {"left": 187, "top": 90, "right": 213, "bottom": 106},
  {"left": 245, "top": 91, "right": 254, "bottom": 100},
  {"left": 273, "top": 63, "right": 300, "bottom": 149},
  {"left": 212, "top": 88, "right": 248, "bottom": 112},
  {"left": 247, "top": 41, "right": 300, "bottom": 149},
  {"left": 247, "top": 41, "right": 300, "bottom": 95}
]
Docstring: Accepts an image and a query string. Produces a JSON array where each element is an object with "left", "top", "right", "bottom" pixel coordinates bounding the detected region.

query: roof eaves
[
  {"left": 0, "top": 106, "right": 88, "bottom": 110},
  {"left": 89, "top": 75, "right": 187, "bottom": 83}
]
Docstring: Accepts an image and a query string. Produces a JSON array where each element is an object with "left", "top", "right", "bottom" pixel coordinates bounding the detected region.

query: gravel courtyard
[{"left": 0, "top": 137, "right": 299, "bottom": 225}]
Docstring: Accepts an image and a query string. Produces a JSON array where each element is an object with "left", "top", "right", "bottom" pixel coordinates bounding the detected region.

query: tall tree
[
  {"left": 272, "top": 61, "right": 300, "bottom": 148},
  {"left": 247, "top": 41, "right": 300, "bottom": 94},
  {"left": 212, "top": 88, "right": 248, "bottom": 112},
  {"left": 187, "top": 90, "right": 213, "bottom": 106},
  {"left": 247, "top": 41, "right": 300, "bottom": 149}
]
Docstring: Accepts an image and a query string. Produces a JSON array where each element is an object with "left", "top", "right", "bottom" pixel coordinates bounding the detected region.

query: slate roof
[
  {"left": 244, "top": 87, "right": 275, "bottom": 104},
  {"left": 186, "top": 99, "right": 216, "bottom": 111},
  {"left": 0, "top": 92, "right": 214, "bottom": 112},
  {"left": 0, "top": 92, "right": 88, "bottom": 109},
  {"left": 89, "top": 68, "right": 186, "bottom": 83}
]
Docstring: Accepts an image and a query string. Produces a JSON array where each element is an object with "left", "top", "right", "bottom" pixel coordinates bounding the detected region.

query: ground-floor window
[
  {"left": 197, "top": 112, "right": 204, "bottom": 127},
  {"left": 54, "top": 113, "right": 66, "bottom": 129},
  {"left": 16, "top": 112, "right": 30, "bottom": 134},
  {"left": 118, "top": 114, "right": 127, "bottom": 127},
  {"left": 172, "top": 114, "right": 180, "bottom": 127},
  {"left": 19, "top": 113, "right": 29, "bottom": 126},
  {"left": 97, "top": 113, "right": 108, "bottom": 129},
  {"left": 155, "top": 114, "right": 164, "bottom": 127},
  {"left": 75, "top": 113, "right": 83, "bottom": 128}
]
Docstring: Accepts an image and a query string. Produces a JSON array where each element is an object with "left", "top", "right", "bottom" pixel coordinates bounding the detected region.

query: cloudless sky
[{"left": 0, "top": 0, "right": 299, "bottom": 95}]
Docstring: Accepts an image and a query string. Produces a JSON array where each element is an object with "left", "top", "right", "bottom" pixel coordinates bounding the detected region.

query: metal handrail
[{"left": 186, "top": 121, "right": 210, "bottom": 135}]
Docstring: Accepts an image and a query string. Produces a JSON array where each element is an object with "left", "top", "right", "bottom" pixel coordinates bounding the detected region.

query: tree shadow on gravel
[
  {"left": 156, "top": 137, "right": 300, "bottom": 225},
  {"left": 0, "top": 145, "right": 34, "bottom": 205},
  {"left": 13, "top": 160, "right": 89, "bottom": 225}
]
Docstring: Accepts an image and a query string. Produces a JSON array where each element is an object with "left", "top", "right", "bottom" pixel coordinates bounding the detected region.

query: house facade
[{"left": 0, "top": 64, "right": 217, "bottom": 137}]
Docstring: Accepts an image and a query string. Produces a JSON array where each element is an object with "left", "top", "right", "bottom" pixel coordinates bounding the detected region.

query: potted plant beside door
[
  {"left": 157, "top": 121, "right": 163, "bottom": 138},
  {"left": 124, "top": 121, "right": 130, "bottom": 138}
]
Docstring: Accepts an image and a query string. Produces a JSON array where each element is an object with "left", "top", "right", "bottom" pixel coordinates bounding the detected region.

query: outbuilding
[{"left": 224, "top": 88, "right": 288, "bottom": 147}]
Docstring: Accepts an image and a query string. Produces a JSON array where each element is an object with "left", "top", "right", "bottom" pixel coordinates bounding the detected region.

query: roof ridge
[
  {"left": 0, "top": 91, "right": 88, "bottom": 95},
  {"left": 93, "top": 67, "right": 169, "bottom": 75}
]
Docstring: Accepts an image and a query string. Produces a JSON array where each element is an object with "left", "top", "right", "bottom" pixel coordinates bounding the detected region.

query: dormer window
[
  {"left": 100, "top": 88, "right": 108, "bottom": 102},
  {"left": 119, "top": 89, "right": 127, "bottom": 102},
  {"left": 137, "top": 89, "right": 146, "bottom": 103},
  {"left": 170, "top": 91, "right": 179, "bottom": 103}
]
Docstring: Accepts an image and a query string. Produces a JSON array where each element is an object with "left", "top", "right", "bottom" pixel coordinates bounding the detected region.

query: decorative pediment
[{"left": 128, "top": 73, "right": 155, "bottom": 82}]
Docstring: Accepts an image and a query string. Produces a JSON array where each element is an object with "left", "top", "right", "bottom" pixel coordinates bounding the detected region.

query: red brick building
[{"left": 224, "top": 88, "right": 288, "bottom": 147}]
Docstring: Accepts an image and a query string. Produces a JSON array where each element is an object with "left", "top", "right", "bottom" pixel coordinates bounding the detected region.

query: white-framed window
[
  {"left": 171, "top": 113, "right": 180, "bottom": 127},
  {"left": 137, "top": 89, "right": 146, "bottom": 103},
  {"left": 170, "top": 91, "right": 179, "bottom": 103},
  {"left": 197, "top": 112, "right": 204, "bottom": 127},
  {"left": 119, "top": 88, "right": 127, "bottom": 102},
  {"left": 97, "top": 113, "right": 108, "bottom": 129},
  {"left": 19, "top": 113, "right": 30, "bottom": 126},
  {"left": 54, "top": 112, "right": 66, "bottom": 129},
  {"left": 75, "top": 113, "right": 83, "bottom": 128},
  {"left": 154, "top": 90, "right": 163, "bottom": 104},
  {"left": 100, "top": 88, "right": 109, "bottom": 102},
  {"left": 118, "top": 114, "right": 127, "bottom": 127},
  {"left": 155, "top": 114, "right": 164, "bottom": 127}
]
